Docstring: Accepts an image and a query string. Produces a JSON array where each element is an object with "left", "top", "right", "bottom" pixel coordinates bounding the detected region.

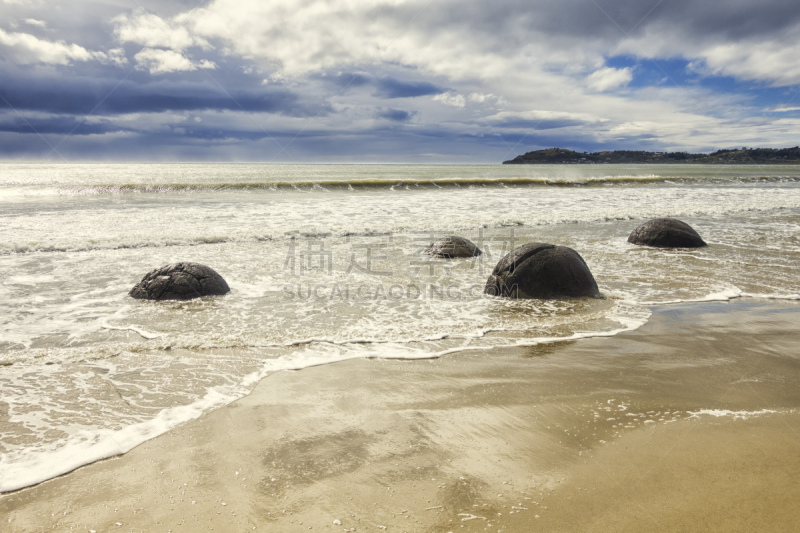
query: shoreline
[{"left": 2, "top": 298, "right": 800, "bottom": 531}]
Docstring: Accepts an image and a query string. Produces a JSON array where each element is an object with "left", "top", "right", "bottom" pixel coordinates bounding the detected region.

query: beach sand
[{"left": 2, "top": 299, "right": 799, "bottom": 532}]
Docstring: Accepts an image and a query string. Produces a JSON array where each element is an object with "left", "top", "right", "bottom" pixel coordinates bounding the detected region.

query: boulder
[
  {"left": 130, "top": 262, "right": 230, "bottom": 301},
  {"left": 424, "top": 236, "right": 482, "bottom": 258},
  {"left": 627, "top": 218, "right": 707, "bottom": 248},
  {"left": 484, "top": 242, "right": 600, "bottom": 299}
]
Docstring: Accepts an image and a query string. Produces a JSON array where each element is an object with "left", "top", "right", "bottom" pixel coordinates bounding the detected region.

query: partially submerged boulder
[
  {"left": 130, "top": 262, "right": 230, "bottom": 301},
  {"left": 484, "top": 242, "right": 600, "bottom": 299},
  {"left": 627, "top": 218, "right": 707, "bottom": 248},
  {"left": 424, "top": 236, "right": 482, "bottom": 258}
]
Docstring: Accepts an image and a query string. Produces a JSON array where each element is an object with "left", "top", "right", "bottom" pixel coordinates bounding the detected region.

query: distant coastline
[{"left": 503, "top": 147, "right": 800, "bottom": 165}]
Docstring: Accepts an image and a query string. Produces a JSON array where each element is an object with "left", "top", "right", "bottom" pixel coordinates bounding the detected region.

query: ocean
[{"left": 2, "top": 162, "right": 800, "bottom": 493}]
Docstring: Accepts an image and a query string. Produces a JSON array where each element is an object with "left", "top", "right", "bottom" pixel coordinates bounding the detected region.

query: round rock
[
  {"left": 129, "top": 262, "right": 230, "bottom": 301},
  {"left": 484, "top": 242, "right": 600, "bottom": 299},
  {"left": 627, "top": 218, "right": 707, "bottom": 248},
  {"left": 424, "top": 236, "right": 482, "bottom": 258}
]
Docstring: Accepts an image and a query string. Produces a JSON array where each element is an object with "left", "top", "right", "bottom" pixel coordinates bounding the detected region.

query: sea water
[{"left": 2, "top": 163, "right": 800, "bottom": 492}]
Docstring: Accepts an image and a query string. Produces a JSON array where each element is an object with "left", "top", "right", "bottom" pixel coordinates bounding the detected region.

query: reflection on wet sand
[{"left": 1, "top": 299, "right": 799, "bottom": 532}]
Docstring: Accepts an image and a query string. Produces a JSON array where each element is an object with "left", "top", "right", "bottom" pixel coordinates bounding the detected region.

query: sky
[{"left": 1, "top": 0, "right": 799, "bottom": 163}]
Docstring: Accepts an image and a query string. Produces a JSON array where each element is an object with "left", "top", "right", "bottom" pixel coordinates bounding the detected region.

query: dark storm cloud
[
  {"left": 331, "top": 73, "right": 372, "bottom": 88},
  {"left": 378, "top": 109, "right": 415, "bottom": 121},
  {"left": 398, "top": 0, "right": 800, "bottom": 43},
  {"left": 0, "top": 69, "right": 328, "bottom": 117},
  {"left": 165, "top": 125, "right": 276, "bottom": 141},
  {"left": 619, "top": 0, "right": 800, "bottom": 38},
  {"left": 329, "top": 73, "right": 444, "bottom": 98},
  {"left": 0, "top": 123, "right": 639, "bottom": 162},
  {"left": 374, "top": 79, "right": 442, "bottom": 98},
  {"left": 19, "top": 0, "right": 785, "bottom": 58},
  {"left": 487, "top": 117, "right": 589, "bottom": 130},
  {"left": 0, "top": 125, "right": 510, "bottom": 162},
  {"left": 0, "top": 115, "right": 125, "bottom": 135}
]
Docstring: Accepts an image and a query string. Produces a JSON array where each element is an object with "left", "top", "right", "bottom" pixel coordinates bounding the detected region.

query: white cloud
[
  {"left": 22, "top": 18, "right": 46, "bottom": 28},
  {"left": 701, "top": 37, "right": 800, "bottom": 87},
  {"left": 0, "top": 28, "right": 106, "bottom": 65},
  {"left": 486, "top": 109, "right": 606, "bottom": 124},
  {"left": 102, "top": 1, "right": 800, "bottom": 92},
  {"left": 134, "top": 48, "right": 216, "bottom": 74},
  {"left": 174, "top": 0, "right": 602, "bottom": 82},
  {"left": 468, "top": 92, "right": 506, "bottom": 105},
  {"left": 433, "top": 92, "right": 466, "bottom": 108},
  {"left": 586, "top": 67, "right": 633, "bottom": 92},
  {"left": 766, "top": 106, "right": 800, "bottom": 113},
  {"left": 105, "top": 48, "right": 129, "bottom": 67},
  {"left": 192, "top": 1, "right": 385, "bottom": 76},
  {"left": 114, "top": 10, "right": 211, "bottom": 51}
]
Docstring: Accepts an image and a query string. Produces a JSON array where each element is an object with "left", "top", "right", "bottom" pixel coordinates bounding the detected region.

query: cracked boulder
[
  {"left": 129, "top": 262, "right": 230, "bottom": 301},
  {"left": 484, "top": 242, "right": 600, "bottom": 299},
  {"left": 424, "top": 236, "right": 482, "bottom": 258},
  {"left": 627, "top": 218, "right": 707, "bottom": 248}
]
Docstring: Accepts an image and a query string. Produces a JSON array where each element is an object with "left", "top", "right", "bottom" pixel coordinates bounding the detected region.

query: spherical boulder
[
  {"left": 627, "top": 218, "right": 707, "bottom": 248},
  {"left": 130, "top": 262, "right": 230, "bottom": 301},
  {"left": 424, "top": 236, "right": 482, "bottom": 258},
  {"left": 484, "top": 242, "right": 600, "bottom": 299}
]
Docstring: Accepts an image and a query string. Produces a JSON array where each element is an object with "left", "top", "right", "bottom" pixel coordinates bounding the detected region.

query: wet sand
[{"left": 2, "top": 299, "right": 800, "bottom": 532}]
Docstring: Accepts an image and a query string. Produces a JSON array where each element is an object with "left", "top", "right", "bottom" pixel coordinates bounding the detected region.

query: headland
[{"left": 503, "top": 146, "right": 800, "bottom": 164}]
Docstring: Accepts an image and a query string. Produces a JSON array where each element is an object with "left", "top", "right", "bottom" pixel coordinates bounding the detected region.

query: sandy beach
[{"left": 2, "top": 299, "right": 799, "bottom": 532}]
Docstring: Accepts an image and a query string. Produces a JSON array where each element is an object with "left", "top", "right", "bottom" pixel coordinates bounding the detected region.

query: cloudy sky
[{"left": 1, "top": 0, "right": 799, "bottom": 162}]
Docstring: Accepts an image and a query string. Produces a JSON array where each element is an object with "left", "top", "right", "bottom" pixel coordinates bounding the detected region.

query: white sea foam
[
  {"left": 693, "top": 288, "right": 744, "bottom": 302},
  {"left": 100, "top": 321, "right": 165, "bottom": 339},
  {"left": 0, "top": 383, "right": 250, "bottom": 493},
  {"left": 687, "top": 409, "right": 779, "bottom": 420},
  {"left": 0, "top": 299, "right": 649, "bottom": 493},
  {"left": 642, "top": 287, "right": 744, "bottom": 306},
  {"left": 741, "top": 292, "right": 800, "bottom": 300}
]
